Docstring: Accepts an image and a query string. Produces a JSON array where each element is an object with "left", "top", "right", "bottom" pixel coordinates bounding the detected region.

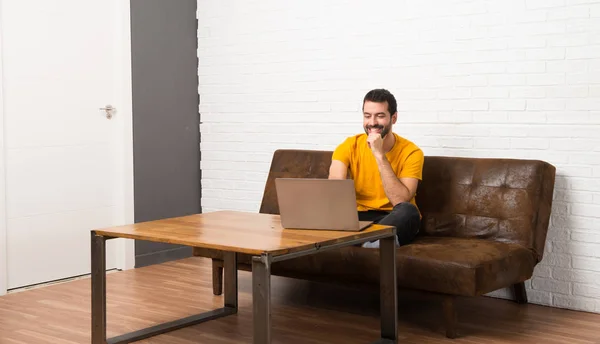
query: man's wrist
[{"left": 374, "top": 153, "right": 387, "bottom": 164}]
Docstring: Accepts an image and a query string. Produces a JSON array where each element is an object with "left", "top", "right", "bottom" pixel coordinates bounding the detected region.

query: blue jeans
[{"left": 359, "top": 202, "right": 421, "bottom": 248}]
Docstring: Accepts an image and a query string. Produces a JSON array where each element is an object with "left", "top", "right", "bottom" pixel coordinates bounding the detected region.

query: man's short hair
[{"left": 363, "top": 89, "right": 397, "bottom": 115}]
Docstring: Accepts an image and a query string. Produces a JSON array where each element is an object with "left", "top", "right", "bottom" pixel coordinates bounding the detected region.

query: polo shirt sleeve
[
  {"left": 332, "top": 138, "right": 352, "bottom": 167},
  {"left": 398, "top": 148, "right": 424, "bottom": 180}
]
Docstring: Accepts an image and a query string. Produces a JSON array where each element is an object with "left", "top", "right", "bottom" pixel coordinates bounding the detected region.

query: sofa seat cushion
[
  {"left": 395, "top": 236, "right": 536, "bottom": 296},
  {"left": 195, "top": 236, "right": 537, "bottom": 297},
  {"left": 257, "top": 236, "right": 536, "bottom": 297}
]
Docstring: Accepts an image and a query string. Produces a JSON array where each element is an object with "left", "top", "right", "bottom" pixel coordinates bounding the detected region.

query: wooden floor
[{"left": 1, "top": 257, "right": 599, "bottom": 344}]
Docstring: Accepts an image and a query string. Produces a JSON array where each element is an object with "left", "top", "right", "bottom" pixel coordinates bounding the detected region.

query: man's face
[{"left": 363, "top": 101, "right": 397, "bottom": 139}]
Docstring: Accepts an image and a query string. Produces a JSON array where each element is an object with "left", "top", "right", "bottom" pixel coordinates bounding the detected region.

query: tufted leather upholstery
[
  {"left": 259, "top": 149, "right": 333, "bottom": 215},
  {"left": 416, "top": 156, "right": 555, "bottom": 264},
  {"left": 193, "top": 149, "right": 556, "bottom": 335}
]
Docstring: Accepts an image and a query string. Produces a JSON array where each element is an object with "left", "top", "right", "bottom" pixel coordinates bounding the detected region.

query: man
[{"left": 328, "top": 88, "right": 424, "bottom": 247}]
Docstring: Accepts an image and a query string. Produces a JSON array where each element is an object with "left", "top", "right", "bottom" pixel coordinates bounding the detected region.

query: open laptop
[{"left": 274, "top": 178, "right": 373, "bottom": 231}]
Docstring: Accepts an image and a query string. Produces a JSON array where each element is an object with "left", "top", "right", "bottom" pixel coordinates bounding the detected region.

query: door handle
[{"left": 99, "top": 105, "right": 116, "bottom": 119}]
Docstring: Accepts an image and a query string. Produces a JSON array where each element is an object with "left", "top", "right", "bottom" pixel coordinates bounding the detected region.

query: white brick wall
[{"left": 197, "top": 0, "right": 600, "bottom": 313}]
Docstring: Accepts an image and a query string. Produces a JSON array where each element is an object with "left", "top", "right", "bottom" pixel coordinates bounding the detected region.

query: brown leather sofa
[{"left": 193, "top": 149, "right": 556, "bottom": 338}]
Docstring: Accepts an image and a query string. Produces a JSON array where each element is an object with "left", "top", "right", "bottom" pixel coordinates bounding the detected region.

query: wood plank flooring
[{"left": 1, "top": 257, "right": 599, "bottom": 343}]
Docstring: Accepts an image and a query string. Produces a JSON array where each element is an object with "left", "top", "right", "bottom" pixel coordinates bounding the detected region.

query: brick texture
[{"left": 197, "top": 0, "right": 600, "bottom": 313}]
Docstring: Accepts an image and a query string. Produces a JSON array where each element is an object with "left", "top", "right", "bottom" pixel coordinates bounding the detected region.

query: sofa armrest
[{"left": 533, "top": 162, "right": 556, "bottom": 262}]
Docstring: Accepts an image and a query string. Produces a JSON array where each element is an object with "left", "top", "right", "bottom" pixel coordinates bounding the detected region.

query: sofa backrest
[
  {"left": 259, "top": 149, "right": 332, "bottom": 215},
  {"left": 259, "top": 149, "right": 556, "bottom": 262},
  {"left": 416, "top": 156, "right": 555, "bottom": 262}
]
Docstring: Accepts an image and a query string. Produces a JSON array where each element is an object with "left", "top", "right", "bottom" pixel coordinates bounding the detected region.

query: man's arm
[
  {"left": 328, "top": 160, "right": 348, "bottom": 179},
  {"left": 375, "top": 155, "right": 418, "bottom": 206},
  {"left": 367, "top": 133, "right": 420, "bottom": 205}
]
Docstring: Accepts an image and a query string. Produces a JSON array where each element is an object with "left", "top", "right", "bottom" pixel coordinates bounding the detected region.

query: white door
[{"left": 0, "top": 0, "right": 134, "bottom": 291}]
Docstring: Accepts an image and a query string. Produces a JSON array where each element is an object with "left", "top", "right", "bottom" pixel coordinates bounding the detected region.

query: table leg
[
  {"left": 224, "top": 252, "right": 238, "bottom": 311},
  {"left": 91, "top": 238, "right": 238, "bottom": 344},
  {"left": 91, "top": 231, "right": 107, "bottom": 344},
  {"left": 379, "top": 235, "right": 398, "bottom": 343},
  {"left": 252, "top": 254, "right": 272, "bottom": 344}
]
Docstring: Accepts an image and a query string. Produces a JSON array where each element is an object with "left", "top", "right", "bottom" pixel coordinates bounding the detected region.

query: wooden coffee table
[{"left": 91, "top": 210, "right": 398, "bottom": 344}]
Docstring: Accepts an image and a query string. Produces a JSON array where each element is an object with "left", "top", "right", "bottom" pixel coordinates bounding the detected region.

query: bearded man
[{"left": 328, "top": 88, "right": 424, "bottom": 248}]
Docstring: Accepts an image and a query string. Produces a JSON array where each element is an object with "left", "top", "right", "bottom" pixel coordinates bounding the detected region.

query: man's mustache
[{"left": 366, "top": 125, "right": 384, "bottom": 130}]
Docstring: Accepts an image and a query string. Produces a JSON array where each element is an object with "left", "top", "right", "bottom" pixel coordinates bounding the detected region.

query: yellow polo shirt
[{"left": 332, "top": 133, "right": 424, "bottom": 213}]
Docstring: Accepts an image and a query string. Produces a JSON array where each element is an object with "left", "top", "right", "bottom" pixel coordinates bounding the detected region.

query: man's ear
[{"left": 392, "top": 112, "right": 398, "bottom": 124}]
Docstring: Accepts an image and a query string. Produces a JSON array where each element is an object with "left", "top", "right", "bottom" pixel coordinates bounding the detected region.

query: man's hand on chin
[{"left": 367, "top": 133, "right": 385, "bottom": 159}]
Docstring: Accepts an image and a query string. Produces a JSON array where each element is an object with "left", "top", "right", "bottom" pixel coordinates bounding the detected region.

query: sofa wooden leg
[
  {"left": 443, "top": 296, "right": 458, "bottom": 339},
  {"left": 513, "top": 282, "right": 528, "bottom": 304},
  {"left": 212, "top": 259, "right": 223, "bottom": 296}
]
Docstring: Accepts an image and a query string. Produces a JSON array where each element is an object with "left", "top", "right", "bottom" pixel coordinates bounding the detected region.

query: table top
[{"left": 93, "top": 210, "right": 395, "bottom": 256}]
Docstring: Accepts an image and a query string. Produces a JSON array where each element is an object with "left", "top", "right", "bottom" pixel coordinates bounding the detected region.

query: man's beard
[{"left": 364, "top": 124, "right": 391, "bottom": 139}]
